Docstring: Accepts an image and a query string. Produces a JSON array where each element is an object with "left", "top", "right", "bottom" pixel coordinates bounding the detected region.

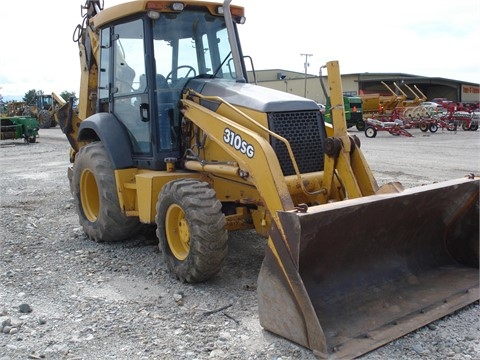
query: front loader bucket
[{"left": 258, "top": 177, "right": 479, "bottom": 359}]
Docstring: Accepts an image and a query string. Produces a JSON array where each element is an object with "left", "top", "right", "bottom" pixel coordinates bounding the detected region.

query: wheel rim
[
  {"left": 80, "top": 169, "right": 100, "bottom": 222},
  {"left": 166, "top": 204, "right": 190, "bottom": 260}
]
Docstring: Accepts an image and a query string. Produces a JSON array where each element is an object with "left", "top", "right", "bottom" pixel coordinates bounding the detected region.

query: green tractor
[
  {"left": 319, "top": 66, "right": 364, "bottom": 130},
  {"left": 324, "top": 96, "right": 365, "bottom": 130},
  {"left": 0, "top": 116, "right": 39, "bottom": 143}
]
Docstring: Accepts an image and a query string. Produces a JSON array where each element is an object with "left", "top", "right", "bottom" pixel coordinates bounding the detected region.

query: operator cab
[{"left": 97, "top": 4, "right": 246, "bottom": 170}]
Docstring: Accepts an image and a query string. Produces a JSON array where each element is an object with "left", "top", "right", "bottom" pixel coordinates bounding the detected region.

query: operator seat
[{"left": 156, "top": 74, "right": 168, "bottom": 90}]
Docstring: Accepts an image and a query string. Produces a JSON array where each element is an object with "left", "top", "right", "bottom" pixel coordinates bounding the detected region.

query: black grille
[{"left": 268, "top": 110, "right": 326, "bottom": 176}]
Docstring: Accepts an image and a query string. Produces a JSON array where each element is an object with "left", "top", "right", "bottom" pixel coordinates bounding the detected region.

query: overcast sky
[{"left": 1, "top": 0, "right": 479, "bottom": 100}]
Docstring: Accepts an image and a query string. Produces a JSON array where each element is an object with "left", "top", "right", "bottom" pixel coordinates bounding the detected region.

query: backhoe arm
[
  {"left": 55, "top": 0, "right": 102, "bottom": 161},
  {"left": 76, "top": 0, "right": 102, "bottom": 121}
]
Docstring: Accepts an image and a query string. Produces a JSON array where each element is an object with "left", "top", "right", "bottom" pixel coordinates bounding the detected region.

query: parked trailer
[
  {"left": 0, "top": 116, "right": 39, "bottom": 143},
  {"left": 364, "top": 118, "right": 413, "bottom": 138}
]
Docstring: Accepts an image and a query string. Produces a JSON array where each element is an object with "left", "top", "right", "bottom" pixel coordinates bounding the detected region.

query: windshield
[{"left": 153, "top": 10, "right": 237, "bottom": 83}]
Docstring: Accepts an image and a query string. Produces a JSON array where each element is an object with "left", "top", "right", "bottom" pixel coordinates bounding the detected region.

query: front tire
[
  {"left": 37, "top": 110, "right": 52, "bottom": 129},
  {"left": 72, "top": 142, "right": 140, "bottom": 242},
  {"left": 156, "top": 179, "right": 228, "bottom": 283},
  {"left": 356, "top": 120, "right": 365, "bottom": 131}
]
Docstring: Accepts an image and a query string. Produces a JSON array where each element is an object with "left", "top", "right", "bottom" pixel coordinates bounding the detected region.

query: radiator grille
[{"left": 268, "top": 111, "right": 326, "bottom": 176}]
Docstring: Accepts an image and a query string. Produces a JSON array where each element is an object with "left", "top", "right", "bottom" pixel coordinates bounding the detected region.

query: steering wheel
[{"left": 166, "top": 65, "right": 197, "bottom": 87}]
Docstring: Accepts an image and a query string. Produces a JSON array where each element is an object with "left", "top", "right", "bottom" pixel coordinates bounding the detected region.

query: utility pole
[{"left": 301, "top": 53, "right": 313, "bottom": 98}]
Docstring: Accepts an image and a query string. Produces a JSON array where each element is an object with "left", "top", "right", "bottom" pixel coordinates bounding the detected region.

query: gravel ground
[{"left": 0, "top": 126, "right": 479, "bottom": 360}]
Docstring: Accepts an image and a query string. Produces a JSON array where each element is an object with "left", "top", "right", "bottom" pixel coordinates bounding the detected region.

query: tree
[
  {"left": 23, "top": 90, "right": 37, "bottom": 105},
  {"left": 0, "top": 94, "right": 4, "bottom": 115},
  {"left": 59, "top": 91, "right": 78, "bottom": 105}
]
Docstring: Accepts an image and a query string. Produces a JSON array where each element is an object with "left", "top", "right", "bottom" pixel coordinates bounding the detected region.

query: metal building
[{"left": 248, "top": 69, "right": 480, "bottom": 105}]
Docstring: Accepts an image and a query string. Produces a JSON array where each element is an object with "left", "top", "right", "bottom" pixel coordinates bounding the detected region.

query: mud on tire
[
  {"left": 72, "top": 142, "right": 140, "bottom": 242},
  {"left": 156, "top": 179, "right": 228, "bottom": 283}
]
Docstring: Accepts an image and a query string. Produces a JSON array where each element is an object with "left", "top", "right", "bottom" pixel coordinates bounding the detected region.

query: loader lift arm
[
  {"left": 180, "top": 91, "right": 294, "bottom": 214},
  {"left": 321, "top": 61, "right": 378, "bottom": 200}
]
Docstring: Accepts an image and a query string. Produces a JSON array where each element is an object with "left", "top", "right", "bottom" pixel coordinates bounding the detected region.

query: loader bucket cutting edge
[{"left": 258, "top": 177, "right": 479, "bottom": 359}]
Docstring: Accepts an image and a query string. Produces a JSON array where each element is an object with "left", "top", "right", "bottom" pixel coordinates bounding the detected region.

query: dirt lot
[{"left": 0, "top": 126, "right": 479, "bottom": 360}]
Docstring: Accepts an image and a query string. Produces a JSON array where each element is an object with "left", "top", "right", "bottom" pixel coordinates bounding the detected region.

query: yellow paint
[{"left": 114, "top": 169, "right": 201, "bottom": 223}]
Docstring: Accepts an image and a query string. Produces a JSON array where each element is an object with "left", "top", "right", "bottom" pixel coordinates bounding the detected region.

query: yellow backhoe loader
[
  {"left": 55, "top": 1, "right": 479, "bottom": 358},
  {"left": 23, "top": 93, "right": 58, "bottom": 128}
]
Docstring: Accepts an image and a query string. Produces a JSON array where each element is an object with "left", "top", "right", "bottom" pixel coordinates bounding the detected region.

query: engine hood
[{"left": 186, "top": 78, "right": 320, "bottom": 113}]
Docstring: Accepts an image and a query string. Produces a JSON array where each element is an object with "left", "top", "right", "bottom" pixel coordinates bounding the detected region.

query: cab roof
[{"left": 92, "top": 0, "right": 244, "bottom": 28}]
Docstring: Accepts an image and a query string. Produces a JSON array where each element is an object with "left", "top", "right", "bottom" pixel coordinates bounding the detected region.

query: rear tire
[
  {"left": 72, "top": 142, "right": 140, "bottom": 242},
  {"left": 156, "top": 179, "right": 227, "bottom": 283},
  {"left": 419, "top": 123, "right": 428, "bottom": 132}
]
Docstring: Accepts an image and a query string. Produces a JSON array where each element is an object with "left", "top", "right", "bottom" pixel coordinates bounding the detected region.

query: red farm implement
[
  {"left": 443, "top": 108, "right": 479, "bottom": 131},
  {"left": 364, "top": 118, "right": 413, "bottom": 138}
]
